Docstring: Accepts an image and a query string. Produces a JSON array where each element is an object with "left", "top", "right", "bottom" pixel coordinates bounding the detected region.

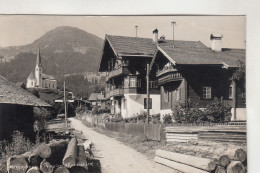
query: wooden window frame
[{"left": 203, "top": 86, "right": 211, "bottom": 99}]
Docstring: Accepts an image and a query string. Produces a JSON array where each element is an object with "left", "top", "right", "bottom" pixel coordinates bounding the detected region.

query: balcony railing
[
  {"left": 156, "top": 66, "right": 178, "bottom": 77},
  {"left": 106, "top": 66, "right": 130, "bottom": 81},
  {"left": 105, "top": 84, "right": 142, "bottom": 99},
  {"left": 158, "top": 72, "right": 183, "bottom": 85}
]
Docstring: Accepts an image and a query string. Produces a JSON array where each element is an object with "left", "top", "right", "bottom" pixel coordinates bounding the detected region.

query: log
[
  {"left": 156, "top": 149, "right": 216, "bottom": 171},
  {"left": 26, "top": 166, "right": 41, "bottom": 173},
  {"left": 63, "top": 138, "right": 78, "bottom": 168},
  {"left": 76, "top": 145, "right": 88, "bottom": 171},
  {"left": 38, "top": 144, "right": 52, "bottom": 159},
  {"left": 154, "top": 156, "right": 209, "bottom": 173},
  {"left": 40, "top": 159, "right": 54, "bottom": 173},
  {"left": 46, "top": 140, "right": 68, "bottom": 165},
  {"left": 28, "top": 153, "right": 42, "bottom": 166},
  {"left": 226, "top": 161, "right": 245, "bottom": 173},
  {"left": 53, "top": 167, "right": 70, "bottom": 173},
  {"left": 218, "top": 155, "right": 231, "bottom": 167},
  {"left": 7, "top": 153, "right": 29, "bottom": 173},
  {"left": 234, "top": 149, "right": 247, "bottom": 162},
  {"left": 215, "top": 166, "right": 226, "bottom": 173},
  {"left": 38, "top": 140, "right": 68, "bottom": 160}
]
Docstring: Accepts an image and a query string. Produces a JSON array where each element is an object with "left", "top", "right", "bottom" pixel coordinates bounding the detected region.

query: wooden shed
[{"left": 0, "top": 75, "right": 50, "bottom": 141}]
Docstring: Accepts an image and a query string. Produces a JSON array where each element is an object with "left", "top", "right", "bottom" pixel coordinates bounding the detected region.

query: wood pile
[
  {"left": 165, "top": 125, "right": 246, "bottom": 143},
  {"left": 7, "top": 138, "right": 89, "bottom": 173},
  {"left": 154, "top": 148, "right": 247, "bottom": 173}
]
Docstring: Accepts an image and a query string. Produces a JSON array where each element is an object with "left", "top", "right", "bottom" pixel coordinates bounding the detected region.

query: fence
[{"left": 104, "top": 122, "right": 165, "bottom": 141}]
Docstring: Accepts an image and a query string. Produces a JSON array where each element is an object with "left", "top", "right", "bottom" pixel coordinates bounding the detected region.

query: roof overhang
[{"left": 157, "top": 45, "right": 177, "bottom": 65}]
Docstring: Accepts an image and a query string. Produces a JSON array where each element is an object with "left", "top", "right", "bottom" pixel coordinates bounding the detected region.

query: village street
[{"left": 69, "top": 118, "right": 177, "bottom": 173}]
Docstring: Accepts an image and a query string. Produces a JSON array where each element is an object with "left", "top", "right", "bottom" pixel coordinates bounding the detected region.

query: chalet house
[
  {"left": 89, "top": 93, "right": 107, "bottom": 109},
  {"left": 99, "top": 33, "right": 161, "bottom": 118},
  {"left": 150, "top": 33, "right": 246, "bottom": 121},
  {"left": 0, "top": 75, "right": 50, "bottom": 141}
]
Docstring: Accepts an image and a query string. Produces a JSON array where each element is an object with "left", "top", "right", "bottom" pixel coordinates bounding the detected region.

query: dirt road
[{"left": 69, "top": 118, "right": 177, "bottom": 173}]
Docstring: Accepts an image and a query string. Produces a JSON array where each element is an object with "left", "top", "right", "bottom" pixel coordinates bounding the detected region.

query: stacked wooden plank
[
  {"left": 154, "top": 149, "right": 247, "bottom": 173},
  {"left": 165, "top": 125, "right": 246, "bottom": 143},
  {"left": 7, "top": 138, "right": 89, "bottom": 173}
]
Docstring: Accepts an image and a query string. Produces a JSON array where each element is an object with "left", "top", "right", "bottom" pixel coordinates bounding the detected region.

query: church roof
[
  {"left": 27, "top": 72, "right": 36, "bottom": 80},
  {"left": 42, "top": 73, "right": 55, "bottom": 80}
]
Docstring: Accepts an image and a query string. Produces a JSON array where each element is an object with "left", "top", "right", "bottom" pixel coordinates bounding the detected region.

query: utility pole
[
  {"left": 135, "top": 26, "right": 138, "bottom": 37},
  {"left": 64, "top": 81, "right": 68, "bottom": 128},
  {"left": 146, "top": 63, "right": 150, "bottom": 124},
  {"left": 171, "top": 21, "right": 176, "bottom": 47}
]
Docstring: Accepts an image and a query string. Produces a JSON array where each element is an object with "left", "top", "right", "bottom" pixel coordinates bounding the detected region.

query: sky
[{"left": 0, "top": 15, "right": 246, "bottom": 49}]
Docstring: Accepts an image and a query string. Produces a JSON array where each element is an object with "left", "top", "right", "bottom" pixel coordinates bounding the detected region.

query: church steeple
[
  {"left": 36, "top": 47, "right": 42, "bottom": 67},
  {"left": 35, "top": 46, "right": 42, "bottom": 87}
]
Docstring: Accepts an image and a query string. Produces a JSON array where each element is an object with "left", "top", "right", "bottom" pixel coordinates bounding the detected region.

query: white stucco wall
[
  {"left": 121, "top": 94, "right": 160, "bottom": 119},
  {"left": 42, "top": 79, "right": 57, "bottom": 90},
  {"left": 231, "top": 108, "right": 247, "bottom": 121},
  {"left": 26, "top": 79, "right": 36, "bottom": 88}
]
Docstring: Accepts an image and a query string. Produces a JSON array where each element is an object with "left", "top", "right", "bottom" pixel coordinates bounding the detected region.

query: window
[
  {"left": 176, "top": 88, "right": 181, "bottom": 100},
  {"left": 123, "top": 99, "right": 127, "bottom": 109},
  {"left": 49, "top": 83, "right": 50, "bottom": 88},
  {"left": 129, "top": 77, "right": 136, "bottom": 87},
  {"left": 229, "top": 84, "right": 233, "bottom": 99},
  {"left": 149, "top": 81, "right": 158, "bottom": 88},
  {"left": 144, "top": 98, "right": 152, "bottom": 109},
  {"left": 203, "top": 86, "right": 211, "bottom": 99},
  {"left": 31, "top": 82, "right": 33, "bottom": 86},
  {"left": 53, "top": 84, "right": 55, "bottom": 88},
  {"left": 164, "top": 90, "right": 169, "bottom": 102}
]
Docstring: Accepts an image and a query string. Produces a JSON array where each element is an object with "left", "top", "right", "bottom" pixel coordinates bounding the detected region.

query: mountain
[{"left": 0, "top": 26, "right": 104, "bottom": 83}]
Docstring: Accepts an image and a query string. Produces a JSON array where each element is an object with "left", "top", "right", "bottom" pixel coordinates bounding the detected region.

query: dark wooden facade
[
  {"left": 0, "top": 103, "right": 35, "bottom": 141},
  {"left": 153, "top": 51, "right": 246, "bottom": 111}
]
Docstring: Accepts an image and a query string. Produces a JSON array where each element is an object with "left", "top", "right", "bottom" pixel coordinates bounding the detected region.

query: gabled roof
[
  {"left": 27, "top": 72, "right": 36, "bottom": 80},
  {"left": 156, "top": 40, "right": 245, "bottom": 67},
  {"left": 0, "top": 75, "right": 50, "bottom": 107},
  {"left": 42, "top": 73, "right": 55, "bottom": 80},
  {"left": 106, "top": 35, "right": 157, "bottom": 57},
  {"left": 89, "top": 93, "right": 105, "bottom": 101}
]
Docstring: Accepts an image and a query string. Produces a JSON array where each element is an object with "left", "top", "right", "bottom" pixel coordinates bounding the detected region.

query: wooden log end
[
  {"left": 63, "top": 157, "right": 76, "bottom": 168},
  {"left": 38, "top": 144, "right": 51, "bottom": 159},
  {"left": 215, "top": 166, "right": 226, "bottom": 173},
  {"left": 208, "top": 160, "right": 217, "bottom": 171},
  {"left": 54, "top": 167, "right": 70, "bottom": 173},
  {"left": 219, "top": 155, "right": 231, "bottom": 167},
  {"left": 234, "top": 149, "right": 247, "bottom": 162},
  {"left": 7, "top": 157, "right": 28, "bottom": 173},
  {"left": 40, "top": 159, "right": 54, "bottom": 173},
  {"left": 227, "top": 161, "right": 245, "bottom": 173},
  {"left": 26, "top": 166, "right": 41, "bottom": 173}
]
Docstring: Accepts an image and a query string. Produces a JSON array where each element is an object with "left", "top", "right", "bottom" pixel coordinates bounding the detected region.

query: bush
[
  {"left": 204, "top": 97, "right": 232, "bottom": 123},
  {"left": 172, "top": 98, "right": 232, "bottom": 124},
  {"left": 163, "top": 114, "right": 173, "bottom": 124},
  {"left": 0, "top": 131, "right": 34, "bottom": 157},
  {"left": 173, "top": 102, "right": 205, "bottom": 124}
]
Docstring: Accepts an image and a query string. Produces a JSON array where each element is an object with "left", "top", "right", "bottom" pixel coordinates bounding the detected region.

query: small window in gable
[{"left": 203, "top": 86, "right": 211, "bottom": 99}]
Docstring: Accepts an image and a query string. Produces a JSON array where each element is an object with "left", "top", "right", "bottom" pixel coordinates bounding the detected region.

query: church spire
[{"left": 36, "top": 47, "right": 42, "bottom": 67}]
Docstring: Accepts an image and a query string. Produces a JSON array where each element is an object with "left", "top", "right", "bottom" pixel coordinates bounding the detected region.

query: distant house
[
  {"left": 150, "top": 33, "right": 246, "bottom": 121},
  {"left": 0, "top": 75, "right": 50, "bottom": 141},
  {"left": 89, "top": 93, "right": 107, "bottom": 109},
  {"left": 99, "top": 33, "right": 161, "bottom": 118},
  {"left": 26, "top": 47, "right": 57, "bottom": 90}
]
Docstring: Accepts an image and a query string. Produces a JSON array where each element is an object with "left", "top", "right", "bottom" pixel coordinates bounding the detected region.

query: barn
[{"left": 0, "top": 75, "right": 50, "bottom": 141}]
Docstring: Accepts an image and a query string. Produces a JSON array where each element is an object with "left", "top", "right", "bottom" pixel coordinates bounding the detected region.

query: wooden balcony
[
  {"left": 156, "top": 66, "right": 178, "bottom": 77},
  {"left": 158, "top": 72, "right": 183, "bottom": 85},
  {"left": 105, "top": 88, "right": 124, "bottom": 99},
  {"left": 106, "top": 66, "right": 130, "bottom": 81}
]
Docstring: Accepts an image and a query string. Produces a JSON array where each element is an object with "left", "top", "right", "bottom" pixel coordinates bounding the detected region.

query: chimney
[
  {"left": 152, "top": 29, "right": 158, "bottom": 43},
  {"left": 210, "top": 34, "right": 223, "bottom": 51}
]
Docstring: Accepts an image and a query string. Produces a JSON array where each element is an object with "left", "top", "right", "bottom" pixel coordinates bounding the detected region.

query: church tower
[{"left": 35, "top": 47, "right": 42, "bottom": 87}]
